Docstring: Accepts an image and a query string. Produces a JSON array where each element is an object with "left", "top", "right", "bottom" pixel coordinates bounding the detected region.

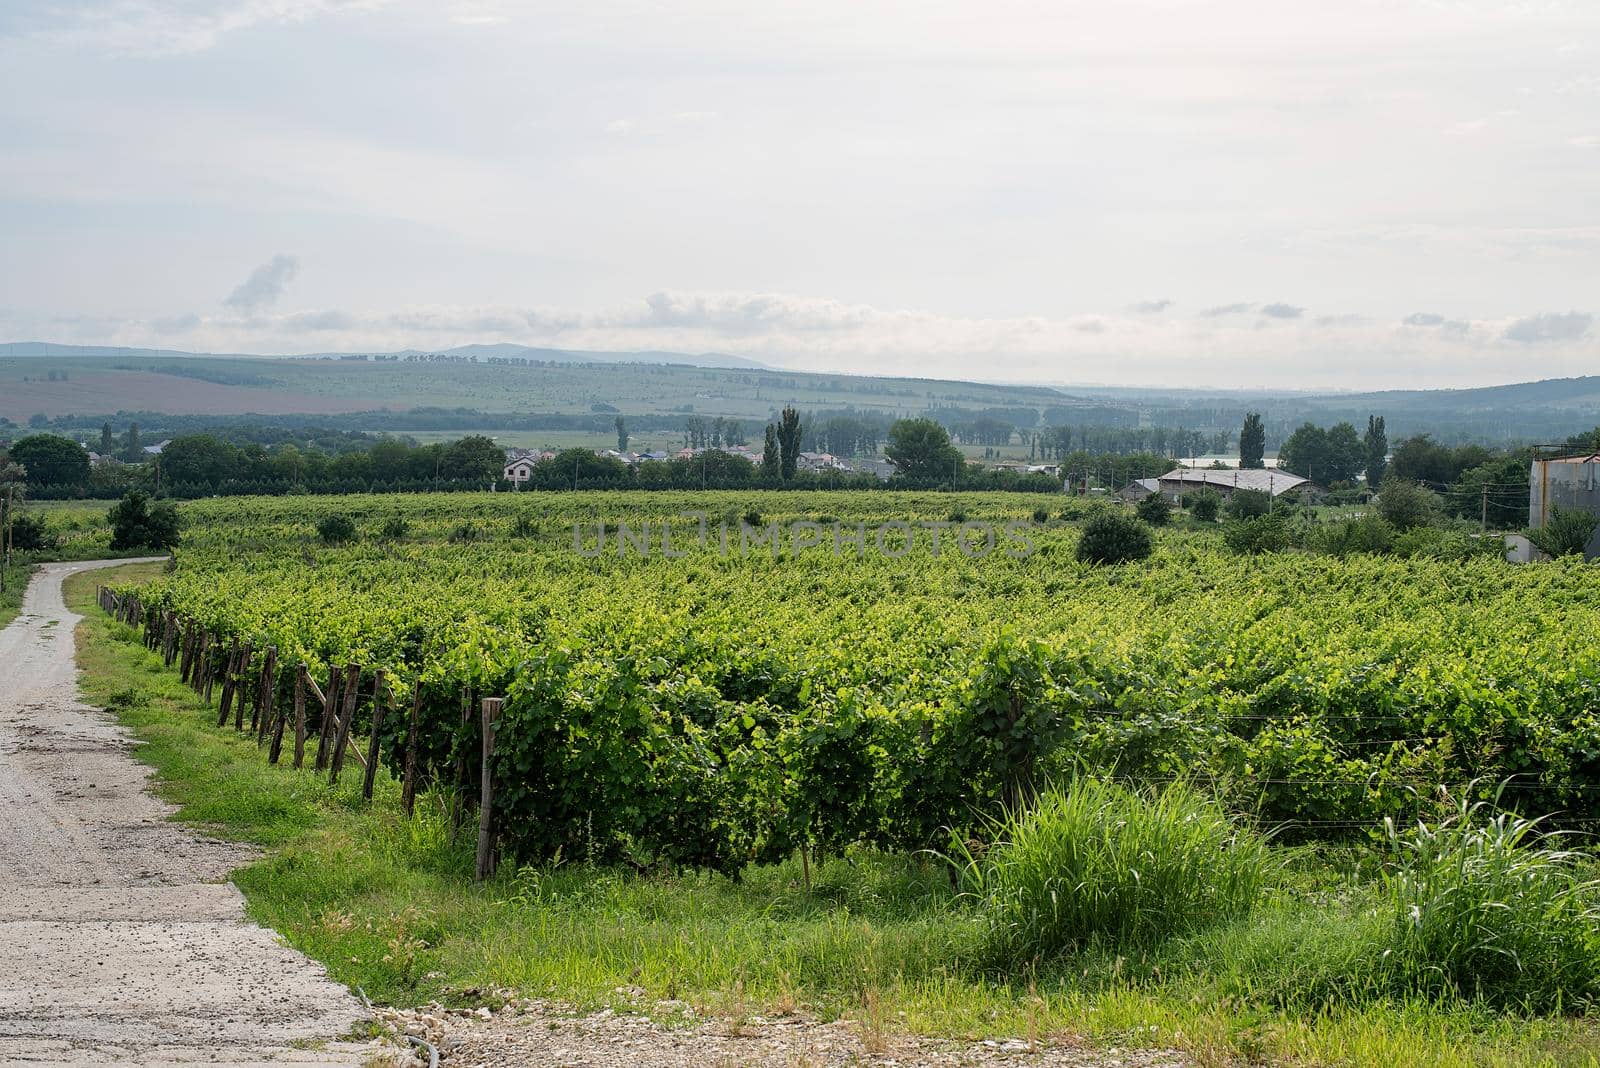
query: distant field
[{"left": 0, "top": 355, "right": 1063, "bottom": 424}]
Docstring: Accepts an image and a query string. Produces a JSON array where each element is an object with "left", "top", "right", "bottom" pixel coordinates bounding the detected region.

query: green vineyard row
[{"left": 113, "top": 492, "right": 1600, "bottom": 872}]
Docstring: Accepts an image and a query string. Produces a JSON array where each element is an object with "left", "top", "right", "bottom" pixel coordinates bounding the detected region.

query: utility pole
[{"left": 1481, "top": 484, "right": 1488, "bottom": 533}]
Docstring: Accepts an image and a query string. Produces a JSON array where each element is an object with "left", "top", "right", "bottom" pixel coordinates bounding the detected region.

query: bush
[
  {"left": 957, "top": 778, "right": 1271, "bottom": 963},
  {"left": 1225, "top": 488, "right": 1272, "bottom": 520},
  {"left": 107, "top": 491, "right": 181, "bottom": 551},
  {"left": 1222, "top": 514, "right": 1291, "bottom": 555},
  {"left": 449, "top": 520, "right": 483, "bottom": 544},
  {"left": 509, "top": 512, "right": 538, "bottom": 538},
  {"left": 742, "top": 508, "right": 762, "bottom": 528},
  {"left": 1317, "top": 514, "right": 1394, "bottom": 556},
  {"left": 1376, "top": 479, "right": 1441, "bottom": 532},
  {"left": 1186, "top": 489, "right": 1221, "bottom": 523},
  {"left": 948, "top": 509, "right": 968, "bottom": 523},
  {"left": 8, "top": 513, "right": 56, "bottom": 551},
  {"left": 379, "top": 515, "right": 409, "bottom": 540},
  {"left": 316, "top": 514, "right": 358, "bottom": 545},
  {"left": 1031, "top": 506, "right": 1050, "bottom": 524},
  {"left": 1135, "top": 493, "right": 1173, "bottom": 526},
  {"left": 1527, "top": 505, "right": 1599, "bottom": 558},
  {"left": 1377, "top": 795, "right": 1600, "bottom": 1012},
  {"left": 1074, "top": 510, "right": 1154, "bottom": 565}
]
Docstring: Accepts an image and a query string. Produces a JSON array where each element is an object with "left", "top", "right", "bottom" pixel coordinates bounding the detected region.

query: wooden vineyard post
[
  {"left": 400, "top": 683, "right": 423, "bottom": 818},
  {"left": 328, "top": 664, "right": 360, "bottom": 783},
  {"left": 254, "top": 647, "right": 278, "bottom": 743},
  {"left": 314, "top": 666, "right": 339, "bottom": 771},
  {"left": 194, "top": 630, "right": 211, "bottom": 697},
  {"left": 234, "top": 642, "right": 254, "bottom": 731},
  {"left": 291, "top": 664, "right": 309, "bottom": 769},
  {"left": 269, "top": 658, "right": 296, "bottom": 765},
  {"left": 360, "top": 669, "right": 388, "bottom": 801},
  {"left": 217, "top": 640, "right": 245, "bottom": 728},
  {"left": 474, "top": 697, "right": 503, "bottom": 881}
]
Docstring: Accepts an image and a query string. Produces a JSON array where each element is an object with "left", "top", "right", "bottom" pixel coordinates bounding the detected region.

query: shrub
[
  {"left": 1186, "top": 489, "right": 1221, "bottom": 523},
  {"left": 1317, "top": 514, "right": 1394, "bottom": 556},
  {"left": 509, "top": 512, "right": 538, "bottom": 538},
  {"left": 107, "top": 491, "right": 181, "bottom": 551},
  {"left": 1135, "top": 493, "right": 1173, "bottom": 526},
  {"left": 742, "top": 508, "right": 762, "bottom": 528},
  {"left": 957, "top": 778, "right": 1271, "bottom": 963},
  {"left": 379, "top": 515, "right": 409, "bottom": 540},
  {"left": 1031, "top": 506, "right": 1050, "bottom": 524},
  {"left": 1225, "top": 488, "right": 1272, "bottom": 520},
  {"left": 948, "top": 509, "right": 968, "bottom": 523},
  {"left": 449, "top": 520, "right": 483, "bottom": 544},
  {"left": 316, "top": 513, "right": 358, "bottom": 545},
  {"left": 8, "top": 513, "right": 56, "bottom": 551},
  {"left": 1074, "top": 510, "right": 1153, "bottom": 565},
  {"left": 1377, "top": 795, "right": 1600, "bottom": 1012},
  {"left": 1376, "top": 479, "right": 1441, "bottom": 532},
  {"left": 1527, "top": 505, "right": 1599, "bottom": 558},
  {"left": 1222, "top": 514, "right": 1291, "bottom": 555}
]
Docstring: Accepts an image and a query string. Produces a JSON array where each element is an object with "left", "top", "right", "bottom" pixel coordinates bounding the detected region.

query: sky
[{"left": 0, "top": 0, "right": 1596, "bottom": 390}]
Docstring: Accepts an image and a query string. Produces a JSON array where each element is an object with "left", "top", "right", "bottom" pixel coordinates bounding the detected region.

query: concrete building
[
  {"left": 1156, "top": 467, "right": 1319, "bottom": 500},
  {"left": 1529, "top": 453, "right": 1600, "bottom": 529}
]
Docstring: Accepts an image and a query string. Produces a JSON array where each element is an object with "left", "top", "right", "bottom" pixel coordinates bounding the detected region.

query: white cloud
[{"left": 15, "top": 0, "right": 393, "bottom": 56}]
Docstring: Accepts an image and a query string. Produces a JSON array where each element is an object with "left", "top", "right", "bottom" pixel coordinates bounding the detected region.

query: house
[
  {"left": 142, "top": 440, "right": 171, "bottom": 457},
  {"left": 1156, "top": 467, "right": 1321, "bottom": 500},
  {"left": 503, "top": 456, "right": 538, "bottom": 486},
  {"left": 1118, "top": 478, "right": 1162, "bottom": 502}
]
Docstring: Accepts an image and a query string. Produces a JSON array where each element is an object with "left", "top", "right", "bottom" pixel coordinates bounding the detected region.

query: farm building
[
  {"left": 1156, "top": 467, "right": 1320, "bottom": 500},
  {"left": 1118, "top": 478, "right": 1162, "bottom": 501},
  {"left": 1529, "top": 452, "right": 1600, "bottom": 528}
]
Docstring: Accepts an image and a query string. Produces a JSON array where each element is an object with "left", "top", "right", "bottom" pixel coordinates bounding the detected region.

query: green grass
[
  {"left": 64, "top": 563, "right": 1600, "bottom": 1068},
  {"left": 0, "top": 562, "right": 28, "bottom": 628}
]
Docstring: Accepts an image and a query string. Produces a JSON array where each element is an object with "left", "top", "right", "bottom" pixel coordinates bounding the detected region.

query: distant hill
[{"left": 0, "top": 341, "right": 768, "bottom": 371}]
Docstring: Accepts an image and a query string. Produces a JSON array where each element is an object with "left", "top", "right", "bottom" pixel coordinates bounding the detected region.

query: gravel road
[{"left": 0, "top": 560, "right": 372, "bottom": 1065}]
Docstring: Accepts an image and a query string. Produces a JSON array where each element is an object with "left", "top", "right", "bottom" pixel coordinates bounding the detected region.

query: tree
[
  {"left": 884, "top": 418, "right": 964, "bottom": 484},
  {"left": 1225, "top": 488, "right": 1272, "bottom": 520},
  {"left": 441, "top": 435, "right": 504, "bottom": 484},
  {"left": 158, "top": 435, "right": 238, "bottom": 489},
  {"left": 614, "top": 416, "right": 629, "bottom": 453},
  {"left": 1135, "top": 493, "right": 1173, "bottom": 526},
  {"left": 100, "top": 422, "right": 114, "bottom": 456},
  {"left": 1239, "top": 413, "right": 1265, "bottom": 469},
  {"left": 762, "top": 424, "right": 780, "bottom": 480},
  {"left": 107, "top": 491, "right": 181, "bottom": 550},
  {"left": 1075, "top": 511, "right": 1154, "bottom": 565},
  {"left": 1376, "top": 479, "right": 1440, "bottom": 531},
  {"left": 10, "top": 434, "right": 91, "bottom": 488},
  {"left": 123, "top": 422, "right": 142, "bottom": 463},
  {"left": 1277, "top": 421, "right": 1362, "bottom": 484},
  {"left": 1187, "top": 488, "right": 1222, "bottom": 522},
  {"left": 316, "top": 514, "right": 358, "bottom": 545},
  {"left": 1364, "top": 415, "right": 1388, "bottom": 490},
  {"left": 777, "top": 406, "right": 803, "bottom": 481},
  {"left": 1222, "top": 514, "right": 1291, "bottom": 555}
]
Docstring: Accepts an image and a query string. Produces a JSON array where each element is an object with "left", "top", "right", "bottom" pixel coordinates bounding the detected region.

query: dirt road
[{"left": 0, "top": 560, "right": 371, "bottom": 1065}]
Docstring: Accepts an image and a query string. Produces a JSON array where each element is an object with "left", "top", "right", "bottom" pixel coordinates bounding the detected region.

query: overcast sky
[{"left": 1, "top": 0, "right": 1596, "bottom": 389}]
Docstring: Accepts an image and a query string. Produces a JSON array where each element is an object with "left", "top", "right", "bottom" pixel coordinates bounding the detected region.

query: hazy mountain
[{"left": 0, "top": 341, "right": 768, "bottom": 371}]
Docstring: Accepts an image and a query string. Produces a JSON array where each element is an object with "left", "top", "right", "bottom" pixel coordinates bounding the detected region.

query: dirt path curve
[{"left": 0, "top": 560, "right": 372, "bottom": 1066}]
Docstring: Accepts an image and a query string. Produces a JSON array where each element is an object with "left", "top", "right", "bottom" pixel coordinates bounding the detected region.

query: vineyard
[{"left": 101, "top": 491, "right": 1600, "bottom": 877}]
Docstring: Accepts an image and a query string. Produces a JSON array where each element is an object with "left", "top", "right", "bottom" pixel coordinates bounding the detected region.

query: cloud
[
  {"left": 1570, "top": 135, "right": 1600, "bottom": 148},
  {"left": 1503, "top": 311, "right": 1593, "bottom": 343},
  {"left": 604, "top": 119, "right": 634, "bottom": 136},
  {"left": 1260, "top": 303, "right": 1304, "bottom": 319},
  {"left": 1200, "top": 303, "right": 1254, "bottom": 317},
  {"left": 20, "top": 1, "right": 393, "bottom": 56},
  {"left": 1402, "top": 311, "right": 1470, "bottom": 335},
  {"left": 1129, "top": 299, "right": 1173, "bottom": 314},
  {"left": 222, "top": 254, "right": 300, "bottom": 313}
]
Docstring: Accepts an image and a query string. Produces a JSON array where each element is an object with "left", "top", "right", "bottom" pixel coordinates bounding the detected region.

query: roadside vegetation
[{"left": 61, "top": 483, "right": 1600, "bottom": 1068}]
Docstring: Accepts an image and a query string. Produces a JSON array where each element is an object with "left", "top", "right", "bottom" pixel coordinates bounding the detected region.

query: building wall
[{"left": 1529, "top": 459, "right": 1600, "bottom": 528}]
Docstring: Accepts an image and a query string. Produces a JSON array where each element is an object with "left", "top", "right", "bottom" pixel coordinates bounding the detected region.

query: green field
[{"left": 73, "top": 491, "right": 1600, "bottom": 1065}]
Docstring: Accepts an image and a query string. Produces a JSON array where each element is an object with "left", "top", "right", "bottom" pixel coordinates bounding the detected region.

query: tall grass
[
  {"left": 1378, "top": 795, "right": 1600, "bottom": 1013},
  {"left": 956, "top": 777, "right": 1272, "bottom": 965}
]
